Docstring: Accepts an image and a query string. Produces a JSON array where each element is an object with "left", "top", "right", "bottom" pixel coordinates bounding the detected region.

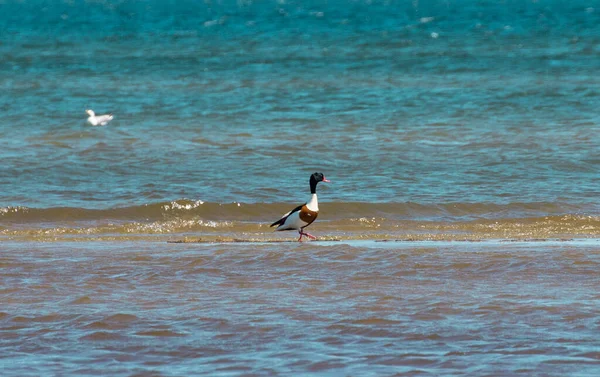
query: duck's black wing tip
[{"left": 270, "top": 204, "right": 303, "bottom": 227}]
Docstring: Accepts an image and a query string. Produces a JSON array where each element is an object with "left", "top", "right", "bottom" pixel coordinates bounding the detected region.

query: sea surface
[{"left": 1, "top": 0, "right": 600, "bottom": 375}]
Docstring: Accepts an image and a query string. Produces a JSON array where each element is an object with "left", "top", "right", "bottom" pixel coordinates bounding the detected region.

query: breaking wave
[
  {"left": 0, "top": 199, "right": 592, "bottom": 222},
  {"left": 1, "top": 200, "right": 599, "bottom": 242}
]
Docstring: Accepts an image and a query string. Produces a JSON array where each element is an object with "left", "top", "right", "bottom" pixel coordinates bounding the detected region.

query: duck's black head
[{"left": 309, "top": 172, "right": 330, "bottom": 194}]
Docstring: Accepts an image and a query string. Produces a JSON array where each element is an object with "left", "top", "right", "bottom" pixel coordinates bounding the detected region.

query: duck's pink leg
[{"left": 300, "top": 230, "right": 316, "bottom": 240}]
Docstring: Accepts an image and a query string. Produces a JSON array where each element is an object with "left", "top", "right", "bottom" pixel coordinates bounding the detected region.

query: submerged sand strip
[{"left": 168, "top": 237, "right": 584, "bottom": 244}]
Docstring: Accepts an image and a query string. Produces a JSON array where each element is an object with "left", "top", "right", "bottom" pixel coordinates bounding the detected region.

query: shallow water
[{"left": 2, "top": 240, "right": 600, "bottom": 376}]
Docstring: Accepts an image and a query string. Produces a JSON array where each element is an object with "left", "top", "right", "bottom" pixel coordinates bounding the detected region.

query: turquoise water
[{"left": 1, "top": 0, "right": 600, "bottom": 211}]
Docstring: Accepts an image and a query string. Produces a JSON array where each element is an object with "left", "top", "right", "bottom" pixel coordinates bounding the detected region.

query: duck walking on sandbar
[{"left": 270, "top": 172, "right": 330, "bottom": 241}]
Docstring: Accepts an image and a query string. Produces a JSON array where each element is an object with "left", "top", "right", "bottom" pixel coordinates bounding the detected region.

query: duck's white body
[
  {"left": 86, "top": 109, "right": 113, "bottom": 126},
  {"left": 274, "top": 194, "right": 319, "bottom": 231}
]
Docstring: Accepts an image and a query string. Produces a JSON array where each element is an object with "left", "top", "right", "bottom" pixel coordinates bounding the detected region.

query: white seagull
[{"left": 86, "top": 109, "right": 113, "bottom": 126}]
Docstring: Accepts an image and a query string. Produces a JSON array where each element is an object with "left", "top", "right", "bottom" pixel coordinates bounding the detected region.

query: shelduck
[{"left": 270, "top": 172, "right": 330, "bottom": 241}]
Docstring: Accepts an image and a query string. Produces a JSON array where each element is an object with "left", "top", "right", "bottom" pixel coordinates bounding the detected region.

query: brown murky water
[{"left": 2, "top": 240, "right": 600, "bottom": 376}]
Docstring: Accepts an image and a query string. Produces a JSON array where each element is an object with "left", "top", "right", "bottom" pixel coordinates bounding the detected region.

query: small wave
[
  {"left": 0, "top": 200, "right": 590, "bottom": 223},
  {"left": 105, "top": 313, "right": 139, "bottom": 323},
  {"left": 162, "top": 200, "right": 205, "bottom": 211},
  {"left": 136, "top": 330, "right": 186, "bottom": 337},
  {"left": 79, "top": 331, "right": 128, "bottom": 341},
  {"left": 1, "top": 200, "right": 599, "bottom": 241},
  {"left": 84, "top": 314, "right": 139, "bottom": 330},
  {"left": 70, "top": 296, "right": 93, "bottom": 304}
]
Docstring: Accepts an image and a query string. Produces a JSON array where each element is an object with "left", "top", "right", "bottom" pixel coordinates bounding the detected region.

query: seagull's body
[
  {"left": 270, "top": 172, "right": 330, "bottom": 241},
  {"left": 86, "top": 109, "right": 113, "bottom": 126}
]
